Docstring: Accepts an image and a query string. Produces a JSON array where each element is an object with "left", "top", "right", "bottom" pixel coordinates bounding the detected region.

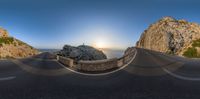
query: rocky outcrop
[
  {"left": 0, "top": 27, "right": 9, "bottom": 37},
  {"left": 136, "top": 16, "right": 200, "bottom": 56},
  {"left": 57, "top": 45, "right": 107, "bottom": 61},
  {"left": 0, "top": 27, "right": 39, "bottom": 58}
]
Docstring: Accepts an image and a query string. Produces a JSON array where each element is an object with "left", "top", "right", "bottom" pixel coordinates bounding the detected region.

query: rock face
[
  {"left": 57, "top": 45, "right": 107, "bottom": 61},
  {"left": 0, "top": 27, "right": 39, "bottom": 58},
  {"left": 136, "top": 16, "right": 200, "bottom": 56},
  {"left": 0, "top": 27, "right": 9, "bottom": 37}
]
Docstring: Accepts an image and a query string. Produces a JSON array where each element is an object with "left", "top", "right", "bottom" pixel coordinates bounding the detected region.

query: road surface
[{"left": 1, "top": 48, "right": 200, "bottom": 99}]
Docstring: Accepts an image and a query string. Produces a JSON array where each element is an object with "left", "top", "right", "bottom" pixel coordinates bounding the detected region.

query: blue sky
[{"left": 0, "top": 0, "right": 200, "bottom": 49}]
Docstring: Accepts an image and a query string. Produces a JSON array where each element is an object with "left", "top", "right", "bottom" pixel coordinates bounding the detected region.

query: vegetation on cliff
[
  {"left": 0, "top": 37, "right": 14, "bottom": 45},
  {"left": 0, "top": 27, "right": 39, "bottom": 59},
  {"left": 183, "top": 39, "right": 200, "bottom": 58}
]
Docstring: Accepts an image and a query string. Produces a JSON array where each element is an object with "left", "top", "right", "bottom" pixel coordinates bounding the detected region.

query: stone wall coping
[
  {"left": 78, "top": 58, "right": 118, "bottom": 64},
  {"left": 59, "top": 56, "right": 73, "bottom": 60}
]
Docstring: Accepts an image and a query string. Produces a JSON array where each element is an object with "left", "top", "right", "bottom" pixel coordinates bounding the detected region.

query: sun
[
  {"left": 93, "top": 39, "right": 107, "bottom": 49},
  {"left": 95, "top": 41, "right": 104, "bottom": 48}
]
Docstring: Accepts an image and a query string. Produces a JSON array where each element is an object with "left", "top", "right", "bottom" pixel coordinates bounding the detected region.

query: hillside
[
  {"left": 136, "top": 17, "right": 200, "bottom": 58},
  {"left": 0, "top": 27, "right": 39, "bottom": 58}
]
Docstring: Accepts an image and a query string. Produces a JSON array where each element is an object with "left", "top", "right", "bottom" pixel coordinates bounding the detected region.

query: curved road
[{"left": 1, "top": 48, "right": 200, "bottom": 99}]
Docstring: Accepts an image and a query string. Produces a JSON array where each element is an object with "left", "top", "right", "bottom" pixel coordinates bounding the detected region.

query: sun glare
[
  {"left": 93, "top": 39, "right": 107, "bottom": 49},
  {"left": 86, "top": 28, "right": 115, "bottom": 49}
]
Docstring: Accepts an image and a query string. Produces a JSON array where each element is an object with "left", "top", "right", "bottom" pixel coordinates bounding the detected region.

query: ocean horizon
[{"left": 39, "top": 49, "right": 125, "bottom": 59}]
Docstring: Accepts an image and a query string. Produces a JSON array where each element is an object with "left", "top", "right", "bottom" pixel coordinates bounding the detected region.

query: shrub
[
  {"left": 183, "top": 47, "right": 198, "bottom": 58},
  {"left": 15, "top": 39, "right": 26, "bottom": 46},
  {"left": 166, "top": 50, "right": 175, "bottom": 55},
  {"left": 182, "top": 39, "right": 200, "bottom": 58},
  {"left": 0, "top": 37, "right": 14, "bottom": 44},
  {"left": 192, "top": 39, "right": 200, "bottom": 47}
]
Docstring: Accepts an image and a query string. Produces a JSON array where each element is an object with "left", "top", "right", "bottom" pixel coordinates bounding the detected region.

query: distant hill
[
  {"left": 0, "top": 27, "right": 39, "bottom": 59},
  {"left": 136, "top": 16, "right": 200, "bottom": 58}
]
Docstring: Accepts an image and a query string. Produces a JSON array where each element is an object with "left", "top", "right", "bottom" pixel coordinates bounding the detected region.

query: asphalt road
[{"left": 1, "top": 48, "right": 200, "bottom": 99}]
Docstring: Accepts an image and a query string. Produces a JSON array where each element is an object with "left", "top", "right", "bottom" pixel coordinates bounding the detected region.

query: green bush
[
  {"left": 15, "top": 39, "right": 26, "bottom": 46},
  {"left": 183, "top": 39, "right": 200, "bottom": 58},
  {"left": 0, "top": 37, "right": 14, "bottom": 44},
  {"left": 183, "top": 47, "right": 198, "bottom": 58},
  {"left": 166, "top": 50, "right": 175, "bottom": 55},
  {"left": 192, "top": 39, "right": 200, "bottom": 47}
]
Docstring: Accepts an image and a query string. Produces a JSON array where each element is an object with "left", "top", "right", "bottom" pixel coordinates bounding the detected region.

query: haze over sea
[
  {"left": 39, "top": 49, "right": 124, "bottom": 59},
  {"left": 102, "top": 49, "right": 124, "bottom": 59}
]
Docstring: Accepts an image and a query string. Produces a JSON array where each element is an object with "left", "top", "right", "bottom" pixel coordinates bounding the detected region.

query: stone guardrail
[
  {"left": 118, "top": 48, "right": 135, "bottom": 67},
  {"left": 77, "top": 58, "right": 118, "bottom": 71},
  {"left": 57, "top": 48, "right": 136, "bottom": 72},
  {"left": 49, "top": 54, "right": 57, "bottom": 59},
  {"left": 58, "top": 56, "right": 74, "bottom": 67}
]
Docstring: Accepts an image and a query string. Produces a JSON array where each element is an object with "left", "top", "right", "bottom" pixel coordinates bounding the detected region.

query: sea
[
  {"left": 39, "top": 49, "right": 125, "bottom": 59},
  {"left": 102, "top": 49, "right": 124, "bottom": 59}
]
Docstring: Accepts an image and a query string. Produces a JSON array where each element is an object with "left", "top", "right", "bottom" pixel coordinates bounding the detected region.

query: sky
[{"left": 0, "top": 0, "right": 200, "bottom": 50}]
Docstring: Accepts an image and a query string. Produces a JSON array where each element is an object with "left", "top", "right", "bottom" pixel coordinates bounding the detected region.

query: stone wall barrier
[
  {"left": 77, "top": 58, "right": 118, "bottom": 71},
  {"left": 57, "top": 48, "right": 136, "bottom": 72},
  {"left": 50, "top": 54, "right": 57, "bottom": 59},
  {"left": 117, "top": 49, "right": 135, "bottom": 67},
  {"left": 58, "top": 56, "right": 74, "bottom": 67},
  {"left": 117, "top": 58, "right": 124, "bottom": 67}
]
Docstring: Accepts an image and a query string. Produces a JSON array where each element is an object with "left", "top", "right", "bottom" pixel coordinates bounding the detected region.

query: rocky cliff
[
  {"left": 0, "top": 27, "right": 39, "bottom": 58},
  {"left": 57, "top": 45, "right": 107, "bottom": 61},
  {"left": 136, "top": 16, "right": 200, "bottom": 57}
]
